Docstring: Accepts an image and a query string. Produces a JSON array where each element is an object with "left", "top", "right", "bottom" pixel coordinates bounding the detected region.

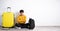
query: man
[{"left": 15, "top": 10, "right": 29, "bottom": 28}]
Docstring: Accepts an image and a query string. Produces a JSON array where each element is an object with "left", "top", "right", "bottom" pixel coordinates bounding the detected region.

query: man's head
[{"left": 20, "top": 10, "right": 24, "bottom": 15}]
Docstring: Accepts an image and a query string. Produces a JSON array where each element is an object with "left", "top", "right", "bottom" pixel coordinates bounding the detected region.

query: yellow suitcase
[{"left": 2, "top": 12, "right": 14, "bottom": 28}]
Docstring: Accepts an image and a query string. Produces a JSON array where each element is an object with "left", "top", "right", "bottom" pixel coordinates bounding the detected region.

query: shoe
[{"left": 15, "top": 27, "right": 21, "bottom": 29}]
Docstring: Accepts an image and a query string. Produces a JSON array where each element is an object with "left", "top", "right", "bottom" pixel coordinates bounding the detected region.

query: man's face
[{"left": 20, "top": 12, "right": 24, "bottom": 15}]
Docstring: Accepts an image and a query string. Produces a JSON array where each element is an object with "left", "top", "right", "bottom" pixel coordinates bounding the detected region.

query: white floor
[{"left": 0, "top": 26, "right": 60, "bottom": 31}]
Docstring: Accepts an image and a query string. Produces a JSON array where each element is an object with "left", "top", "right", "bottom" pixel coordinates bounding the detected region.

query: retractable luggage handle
[
  {"left": 7, "top": 7, "right": 11, "bottom": 12},
  {"left": 2, "top": 7, "right": 11, "bottom": 16}
]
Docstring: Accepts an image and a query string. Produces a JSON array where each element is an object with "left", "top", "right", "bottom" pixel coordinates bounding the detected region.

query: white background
[{"left": 0, "top": 0, "right": 60, "bottom": 26}]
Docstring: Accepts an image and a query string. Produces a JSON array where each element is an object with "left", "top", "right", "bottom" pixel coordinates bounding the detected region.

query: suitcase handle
[{"left": 7, "top": 7, "right": 11, "bottom": 12}]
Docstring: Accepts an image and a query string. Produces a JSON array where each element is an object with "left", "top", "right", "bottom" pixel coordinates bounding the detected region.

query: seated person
[{"left": 15, "top": 10, "right": 29, "bottom": 28}]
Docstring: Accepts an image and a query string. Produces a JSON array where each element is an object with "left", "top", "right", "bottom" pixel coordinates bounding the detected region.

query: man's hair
[{"left": 20, "top": 10, "right": 24, "bottom": 13}]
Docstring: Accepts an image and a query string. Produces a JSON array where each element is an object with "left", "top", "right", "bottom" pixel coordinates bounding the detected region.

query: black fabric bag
[{"left": 28, "top": 18, "right": 35, "bottom": 29}]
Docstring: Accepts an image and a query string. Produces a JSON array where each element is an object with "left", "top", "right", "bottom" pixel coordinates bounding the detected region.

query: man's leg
[
  {"left": 15, "top": 23, "right": 21, "bottom": 27},
  {"left": 24, "top": 23, "right": 30, "bottom": 28},
  {"left": 20, "top": 23, "right": 29, "bottom": 28},
  {"left": 15, "top": 23, "right": 28, "bottom": 28}
]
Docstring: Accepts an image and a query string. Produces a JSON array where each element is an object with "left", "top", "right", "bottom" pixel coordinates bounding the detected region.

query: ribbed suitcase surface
[{"left": 2, "top": 12, "right": 14, "bottom": 28}]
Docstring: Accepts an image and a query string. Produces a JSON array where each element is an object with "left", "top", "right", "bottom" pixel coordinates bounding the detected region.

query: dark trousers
[{"left": 15, "top": 23, "right": 29, "bottom": 28}]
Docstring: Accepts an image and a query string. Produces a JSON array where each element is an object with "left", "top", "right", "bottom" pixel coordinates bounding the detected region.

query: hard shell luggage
[{"left": 2, "top": 7, "right": 14, "bottom": 28}]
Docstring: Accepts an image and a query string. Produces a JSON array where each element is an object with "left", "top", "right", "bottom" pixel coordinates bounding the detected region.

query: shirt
[{"left": 17, "top": 15, "right": 26, "bottom": 24}]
